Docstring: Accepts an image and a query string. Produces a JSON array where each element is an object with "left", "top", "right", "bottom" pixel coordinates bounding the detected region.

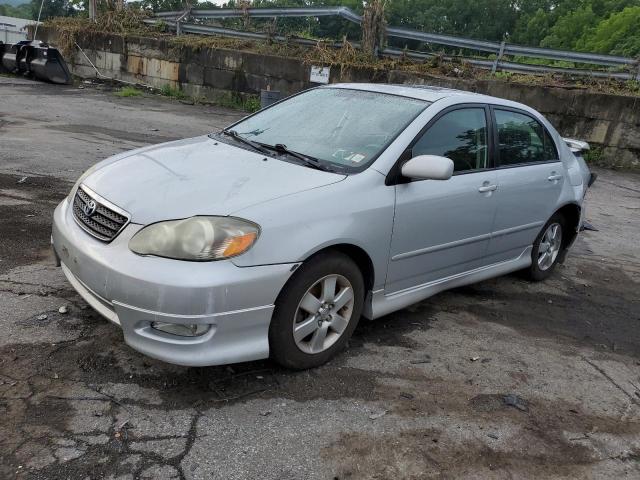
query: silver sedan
[{"left": 52, "top": 84, "right": 594, "bottom": 370}]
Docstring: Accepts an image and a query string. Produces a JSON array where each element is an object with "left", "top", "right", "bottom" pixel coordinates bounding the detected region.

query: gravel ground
[{"left": 1, "top": 77, "right": 640, "bottom": 480}]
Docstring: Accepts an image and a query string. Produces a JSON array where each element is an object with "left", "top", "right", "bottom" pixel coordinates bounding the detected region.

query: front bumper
[{"left": 52, "top": 198, "right": 295, "bottom": 366}]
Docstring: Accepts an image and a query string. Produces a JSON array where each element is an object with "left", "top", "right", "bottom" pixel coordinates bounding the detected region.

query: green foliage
[
  {"left": 578, "top": 6, "right": 640, "bottom": 56},
  {"left": 387, "top": 0, "right": 517, "bottom": 42},
  {"left": 126, "top": 0, "right": 183, "bottom": 13},
  {"left": 114, "top": 86, "right": 144, "bottom": 97},
  {"left": 493, "top": 71, "right": 513, "bottom": 80},
  {"left": 159, "top": 84, "right": 187, "bottom": 99},
  {"left": 584, "top": 145, "right": 604, "bottom": 165},
  {"left": 29, "top": 0, "right": 76, "bottom": 21},
  {"left": 0, "top": 2, "right": 32, "bottom": 19},
  {"left": 540, "top": 5, "right": 599, "bottom": 50},
  {"left": 216, "top": 92, "right": 261, "bottom": 112}
]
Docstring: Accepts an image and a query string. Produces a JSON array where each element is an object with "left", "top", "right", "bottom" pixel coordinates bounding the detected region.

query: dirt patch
[
  {"left": 325, "top": 387, "right": 640, "bottom": 480},
  {"left": 352, "top": 300, "right": 435, "bottom": 350},
  {"left": 447, "top": 263, "right": 640, "bottom": 357},
  {"left": 0, "top": 173, "right": 70, "bottom": 274},
  {"left": 324, "top": 427, "right": 601, "bottom": 479},
  {"left": 47, "top": 124, "right": 177, "bottom": 145}
]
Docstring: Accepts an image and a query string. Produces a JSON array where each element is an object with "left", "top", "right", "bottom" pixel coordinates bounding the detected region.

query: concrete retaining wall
[{"left": 37, "top": 28, "right": 640, "bottom": 170}]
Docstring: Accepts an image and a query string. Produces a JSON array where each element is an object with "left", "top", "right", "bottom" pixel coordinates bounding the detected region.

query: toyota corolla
[{"left": 52, "top": 84, "right": 594, "bottom": 370}]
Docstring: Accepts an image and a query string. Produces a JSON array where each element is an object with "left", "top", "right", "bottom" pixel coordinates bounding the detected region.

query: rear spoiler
[{"left": 563, "top": 138, "right": 590, "bottom": 154}]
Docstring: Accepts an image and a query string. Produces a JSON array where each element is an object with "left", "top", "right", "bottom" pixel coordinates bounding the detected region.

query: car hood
[{"left": 82, "top": 135, "right": 346, "bottom": 224}]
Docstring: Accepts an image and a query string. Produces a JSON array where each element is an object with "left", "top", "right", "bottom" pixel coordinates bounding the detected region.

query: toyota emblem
[{"left": 82, "top": 199, "right": 97, "bottom": 217}]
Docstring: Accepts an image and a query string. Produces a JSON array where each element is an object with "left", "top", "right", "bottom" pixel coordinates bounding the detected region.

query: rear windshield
[{"left": 226, "top": 88, "right": 430, "bottom": 172}]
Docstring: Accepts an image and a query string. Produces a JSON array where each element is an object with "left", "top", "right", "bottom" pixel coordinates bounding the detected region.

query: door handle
[
  {"left": 548, "top": 174, "right": 563, "bottom": 181},
  {"left": 478, "top": 184, "right": 497, "bottom": 193}
]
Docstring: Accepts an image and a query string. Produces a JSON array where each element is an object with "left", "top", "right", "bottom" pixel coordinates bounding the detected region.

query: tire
[
  {"left": 269, "top": 251, "right": 365, "bottom": 370},
  {"left": 526, "top": 213, "right": 566, "bottom": 281}
]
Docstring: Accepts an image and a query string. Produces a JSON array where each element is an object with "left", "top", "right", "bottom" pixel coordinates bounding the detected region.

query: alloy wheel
[
  {"left": 292, "top": 274, "right": 355, "bottom": 354},
  {"left": 538, "top": 222, "right": 562, "bottom": 271}
]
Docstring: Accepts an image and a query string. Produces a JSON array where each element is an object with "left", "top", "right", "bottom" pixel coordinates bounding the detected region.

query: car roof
[{"left": 326, "top": 82, "right": 520, "bottom": 107}]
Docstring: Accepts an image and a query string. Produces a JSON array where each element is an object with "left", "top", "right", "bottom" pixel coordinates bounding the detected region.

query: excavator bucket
[{"left": 0, "top": 40, "right": 71, "bottom": 85}]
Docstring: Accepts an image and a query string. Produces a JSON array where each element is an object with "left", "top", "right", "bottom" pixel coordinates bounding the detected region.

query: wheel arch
[
  {"left": 303, "top": 243, "right": 376, "bottom": 295},
  {"left": 553, "top": 202, "right": 581, "bottom": 262}
]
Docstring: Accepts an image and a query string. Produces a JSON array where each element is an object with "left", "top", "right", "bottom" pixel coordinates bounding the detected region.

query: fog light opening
[{"left": 150, "top": 322, "right": 211, "bottom": 337}]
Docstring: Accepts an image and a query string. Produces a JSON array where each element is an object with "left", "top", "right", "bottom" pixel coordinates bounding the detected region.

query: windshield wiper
[
  {"left": 220, "top": 129, "right": 271, "bottom": 155},
  {"left": 265, "top": 143, "right": 336, "bottom": 173}
]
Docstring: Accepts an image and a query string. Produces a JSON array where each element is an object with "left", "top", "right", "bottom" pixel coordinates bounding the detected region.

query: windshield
[{"left": 225, "top": 88, "right": 430, "bottom": 172}]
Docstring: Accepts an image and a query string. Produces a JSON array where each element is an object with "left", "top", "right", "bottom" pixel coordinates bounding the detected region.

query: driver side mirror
[{"left": 401, "top": 155, "right": 454, "bottom": 181}]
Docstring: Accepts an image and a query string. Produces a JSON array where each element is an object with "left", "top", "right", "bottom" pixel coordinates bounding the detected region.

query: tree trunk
[{"left": 362, "top": 0, "right": 386, "bottom": 57}]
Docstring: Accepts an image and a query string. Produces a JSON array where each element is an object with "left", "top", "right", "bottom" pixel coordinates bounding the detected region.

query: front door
[{"left": 386, "top": 105, "right": 498, "bottom": 294}]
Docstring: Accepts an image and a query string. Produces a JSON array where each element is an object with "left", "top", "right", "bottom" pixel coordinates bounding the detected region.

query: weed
[
  {"left": 493, "top": 71, "right": 513, "bottom": 80},
  {"left": 243, "top": 95, "right": 261, "bottom": 112},
  {"left": 160, "top": 84, "right": 188, "bottom": 100},
  {"left": 584, "top": 146, "right": 604, "bottom": 165},
  {"left": 114, "top": 86, "right": 143, "bottom": 97},
  {"left": 216, "top": 92, "right": 261, "bottom": 112}
]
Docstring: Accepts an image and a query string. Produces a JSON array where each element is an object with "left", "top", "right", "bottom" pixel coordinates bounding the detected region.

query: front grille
[{"left": 72, "top": 185, "right": 130, "bottom": 242}]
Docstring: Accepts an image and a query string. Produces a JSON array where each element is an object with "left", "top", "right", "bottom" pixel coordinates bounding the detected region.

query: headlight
[{"left": 129, "top": 216, "right": 259, "bottom": 261}]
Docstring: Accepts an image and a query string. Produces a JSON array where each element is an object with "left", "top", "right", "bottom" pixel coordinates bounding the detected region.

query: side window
[
  {"left": 495, "top": 109, "right": 558, "bottom": 166},
  {"left": 412, "top": 108, "right": 488, "bottom": 173}
]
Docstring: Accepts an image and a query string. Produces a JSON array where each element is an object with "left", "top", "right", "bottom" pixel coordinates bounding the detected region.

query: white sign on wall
[{"left": 310, "top": 66, "right": 331, "bottom": 84}]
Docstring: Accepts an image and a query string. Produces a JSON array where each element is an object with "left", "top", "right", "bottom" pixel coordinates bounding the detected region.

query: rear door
[
  {"left": 386, "top": 105, "right": 498, "bottom": 293},
  {"left": 486, "top": 107, "right": 564, "bottom": 264}
]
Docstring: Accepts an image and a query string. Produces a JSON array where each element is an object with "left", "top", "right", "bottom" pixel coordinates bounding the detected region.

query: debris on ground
[
  {"left": 503, "top": 394, "right": 529, "bottom": 412},
  {"left": 470, "top": 356, "right": 480, "bottom": 362},
  {"left": 369, "top": 410, "right": 387, "bottom": 420},
  {"left": 58, "top": 305, "right": 68, "bottom": 314},
  {"left": 36, "top": 314, "right": 48, "bottom": 321},
  {"left": 410, "top": 355, "right": 431, "bottom": 364},
  {"left": 17, "top": 176, "right": 28, "bottom": 184},
  {"left": 581, "top": 221, "right": 599, "bottom": 232}
]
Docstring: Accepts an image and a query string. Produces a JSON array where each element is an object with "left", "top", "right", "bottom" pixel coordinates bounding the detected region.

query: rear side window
[
  {"left": 412, "top": 108, "right": 488, "bottom": 173},
  {"left": 494, "top": 109, "right": 558, "bottom": 166}
]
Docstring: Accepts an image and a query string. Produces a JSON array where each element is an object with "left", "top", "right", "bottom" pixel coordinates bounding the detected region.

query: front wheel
[
  {"left": 269, "top": 251, "right": 365, "bottom": 370},
  {"left": 526, "top": 213, "right": 565, "bottom": 281}
]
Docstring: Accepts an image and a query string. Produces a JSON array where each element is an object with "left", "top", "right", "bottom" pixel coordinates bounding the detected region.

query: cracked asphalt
[{"left": 1, "top": 76, "right": 640, "bottom": 480}]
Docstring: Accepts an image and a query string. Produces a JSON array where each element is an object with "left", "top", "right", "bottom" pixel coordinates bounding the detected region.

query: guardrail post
[
  {"left": 491, "top": 41, "right": 506, "bottom": 74},
  {"left": 176, "top": 8, "right": 191, "bottom": 37}
]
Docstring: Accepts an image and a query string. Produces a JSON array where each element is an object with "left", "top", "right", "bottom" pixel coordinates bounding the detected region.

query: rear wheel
[
  {"left": 526, "top": 213, "right": 565, "bottom": 281},
  {"left": 269, "top": 251, "right": 364, "bottom": 370}
]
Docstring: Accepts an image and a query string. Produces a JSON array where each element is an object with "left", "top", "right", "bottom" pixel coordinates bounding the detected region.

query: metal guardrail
[
  {"left": 150, "top": 6, "right": 640, "bottom": 80},
  {"left": 155, "top": 20, "right": 345, "bottom": 48}
]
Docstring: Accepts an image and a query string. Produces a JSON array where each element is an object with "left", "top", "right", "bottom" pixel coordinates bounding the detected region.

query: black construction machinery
[{"left": 1, "top": 39, "right": 72, "bottom": 84}]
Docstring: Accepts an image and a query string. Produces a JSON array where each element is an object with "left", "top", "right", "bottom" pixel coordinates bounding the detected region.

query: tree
[
  {"left": 540, "top": 5, "right": 598, "bottom": 50},
  {"left": 386, "top": 0, "right": 517, "bottom": 41},
  {"left": 0, "top": 2, "right": 33, "bottom": 18},
  {"left": 579, "top": 5, "right": 640, "bottom": 56}
]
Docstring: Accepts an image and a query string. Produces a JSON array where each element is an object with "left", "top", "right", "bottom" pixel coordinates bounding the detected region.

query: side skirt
[{"left": 365, "top": 247, "right": 532, "bottom": 319}]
